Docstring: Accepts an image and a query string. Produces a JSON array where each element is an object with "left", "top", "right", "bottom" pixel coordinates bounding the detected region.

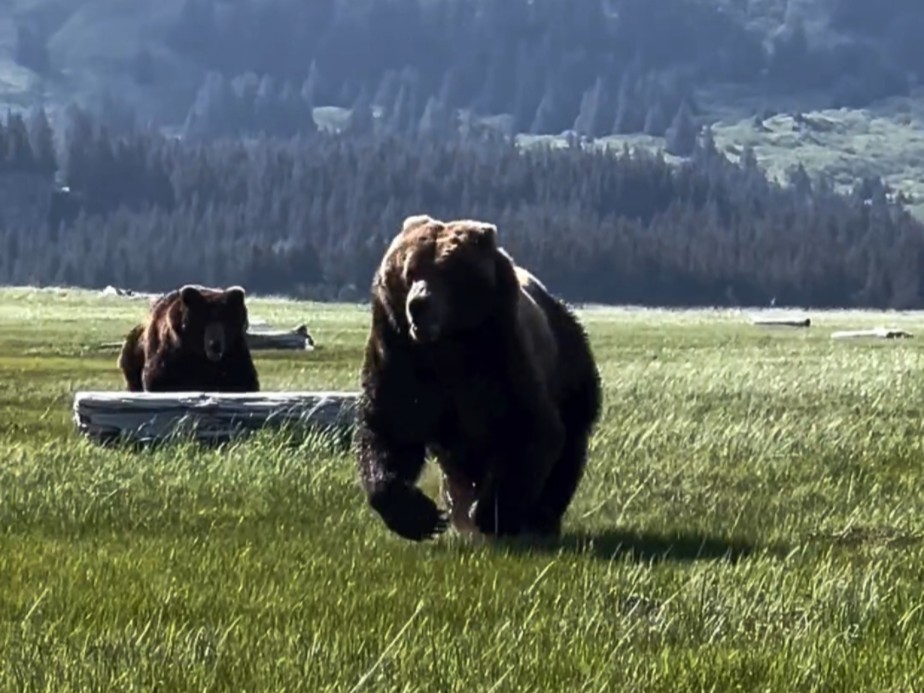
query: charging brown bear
[
  {"left": 118, "top": 284, "right": 260, "bottom": 392},
  {"left": 354, "top": 214, "right": 602, "bottom": 541}
]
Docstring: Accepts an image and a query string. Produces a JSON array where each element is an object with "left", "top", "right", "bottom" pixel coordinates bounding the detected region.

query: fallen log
[
  {"left": 73, "top": 390, "right": 359, "bottom": 445},
  {"left": 97, "top": 324, "right": 315, "bottom": 352},
  {"left": 831, "top": 327, "right": 914, "bottom": 340},
  {"left": 750, "top": 316, "right": 812, "bottom": 328},
  {"left": 100, "top": 285, "right": 159, "bottom": 300},
  {"left": 246, "top": 324, "right": 315, "bottom": 350}
]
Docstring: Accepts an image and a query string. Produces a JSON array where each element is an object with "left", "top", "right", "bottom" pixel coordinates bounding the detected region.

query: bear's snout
[
  {"left": 406, "top": 280, "right": 440, "bottom": 342},
  {"left": 204, "top": 323, "right": 227, "bottom": 361}
]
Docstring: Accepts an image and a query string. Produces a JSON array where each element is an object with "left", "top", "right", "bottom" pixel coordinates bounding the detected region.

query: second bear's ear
[{"left": 180, "top": 285, "right": 204, "bottom": 308}]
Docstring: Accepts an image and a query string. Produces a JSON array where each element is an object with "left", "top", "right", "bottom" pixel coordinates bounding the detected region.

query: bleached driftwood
[
  {"left": 73, "top": 390, "right": 359, "bottom": 445},
  {"left": 831, "top": 327, "right": 914, "bottom": 340},
  {"left": 98, "top": 324, "right": 315, "bottom": 352},
  {"left": 246, "top": 324, "right": 315, "bottom": 351},
  {"left": 101, "top": 285, "right": 159, "bottom": 300},
  {"left": 750, "top": 316, "right": 812, "bottom": 328}
]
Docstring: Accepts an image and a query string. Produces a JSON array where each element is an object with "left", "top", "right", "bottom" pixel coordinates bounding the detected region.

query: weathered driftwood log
[
  {"left": 98, "top": 324, "right": 315, "bottom": 352},
  {"left": 246, "top": 324, "right": 315, "bottom": 350},
  {"left": 100, "top": 285, "right": 159, "bottom": 301},
  {"left": 73, "top": 390, "right": 358, "bottom": 445},
  {"left": 750, "top": 316, "right": 812, "bottom": 328},
  {"left": 831, "top": 327, "right": 914, "bottom": 340}
]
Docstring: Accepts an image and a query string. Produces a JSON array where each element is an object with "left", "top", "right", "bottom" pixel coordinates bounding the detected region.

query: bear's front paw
[{"left": 370, "top": 485, "right": 449, "bottom": 542}]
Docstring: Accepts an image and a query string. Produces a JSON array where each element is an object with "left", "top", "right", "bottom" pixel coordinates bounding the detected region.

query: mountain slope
[{"left": 2, "top": 0, "right": 924, "bottom": 217}]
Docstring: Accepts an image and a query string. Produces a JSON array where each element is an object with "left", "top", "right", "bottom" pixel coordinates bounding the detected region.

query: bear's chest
[{"left": 430, "top": 377, "right": 510, "bottom": 448}]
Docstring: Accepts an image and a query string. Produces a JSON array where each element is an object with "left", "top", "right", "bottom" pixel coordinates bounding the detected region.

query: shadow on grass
[{"left": 484, "top": 528, "right": 785, "bottom": 564}]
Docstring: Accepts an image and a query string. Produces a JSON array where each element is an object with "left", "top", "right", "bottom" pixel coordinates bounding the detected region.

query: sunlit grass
[{"left": 0, "top": 286, "right": 923, "bottom": 690}]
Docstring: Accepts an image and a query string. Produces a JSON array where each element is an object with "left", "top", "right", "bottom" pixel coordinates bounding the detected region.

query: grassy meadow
[{"left": 1, "top": 286, "right": 923, "bottom": 690}]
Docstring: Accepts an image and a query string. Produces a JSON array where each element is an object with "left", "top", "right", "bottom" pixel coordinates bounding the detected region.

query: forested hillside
[
  {"left": 1, "top": 107, "right": 921, "bottom": 308},
  {"left": 2, "top": 0, "right": 924, "bottom": 308}
]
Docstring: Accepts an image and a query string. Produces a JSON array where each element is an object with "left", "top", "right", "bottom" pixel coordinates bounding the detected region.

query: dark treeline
[
  {"left": 0, "top": 107, "right": 922, "bottom": 309},
  {"left": 172, "top": 0, "right": 917, "bottom": 141}
]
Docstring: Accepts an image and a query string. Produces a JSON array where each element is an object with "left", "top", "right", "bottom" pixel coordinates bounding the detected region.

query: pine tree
[
  {"left": 573, "top": 77, "right": 615, "bottom": 138},
  {"left": 4, "top": 111, "right": 37, "bottom": 173},
  {"left": 27, "top": 107, "right": 57, "bottom": 176},
  {"left": 387, "top": 82, "right": 419, "bottom": 136},
  {"left": 530, "top": 81, "right": 572, "bottom": 135},
  {"left": 419, "top": 96, "right": 456, "bottom": 138},
  {"left": 665, "top": 100, "right": 698, "bottom": 156},
  {"left": 184, "top": 72, "right": 237, "bottom": 138},
  {"left": 643, "top": 101, "right": 667, "bottom": 136},
  {"left": 344, "top": 87, "right": 375, "bottom": 136},
  {"left": 301, "top": 61, "right": 321, "bottom": 105},
  {"left": 373, "top": 70, "right": 401, "bottom": 113},
  {"left": 612, "top": 71, "right": 645, "bottom": 135},
  {"left": 254, "top": 74, "right": 279, "bottom": 135}
]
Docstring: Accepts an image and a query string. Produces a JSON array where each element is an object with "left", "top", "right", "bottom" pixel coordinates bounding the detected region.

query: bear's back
[{"left": 513, "top": 266, "right": 558, "bottom": 377}]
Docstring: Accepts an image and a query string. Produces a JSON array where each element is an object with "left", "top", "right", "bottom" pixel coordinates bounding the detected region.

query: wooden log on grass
[
  {"left": 831, "top": 327, "right": 914, "bottom": 340},
  {"left": 73, "top": 390, "right": 359, "bottom": 445},
  {"left": 750, "top": 316, "right": 812, "bottom": 328},
  {"left": 246, "top": 324, "right": 315, "bottom": 350},
  {"left": 98, "top": 325, "right": 315, "bottom": 352},
  {"left": 100, "top": 285, "right": 159, "bottom": 301}
]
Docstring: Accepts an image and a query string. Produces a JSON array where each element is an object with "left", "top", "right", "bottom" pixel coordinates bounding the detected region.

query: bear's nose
[
  {"left": 207, "top": 339, "right": 223, "bottom": 353},
  {"left": 407, "top": 295, "right": 430, "bottom": 324}
]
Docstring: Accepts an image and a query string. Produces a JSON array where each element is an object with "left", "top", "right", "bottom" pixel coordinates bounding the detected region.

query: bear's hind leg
[
  {"left": 521, "top": 429, "right": 590, "bottom": 537},
  {"left": 439, "top": 469, "right": 480, "bottom": 535},
  {"left": 434, "top": 446, "right": 481, "bottom": 535},
  {"left": 523, "top": 385, "right": 600, "bottom": 537}
]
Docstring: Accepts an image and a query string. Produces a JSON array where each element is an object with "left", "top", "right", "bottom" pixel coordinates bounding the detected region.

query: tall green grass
[{"left": 1, "top": 287, "right": 923, "bottom": 691}]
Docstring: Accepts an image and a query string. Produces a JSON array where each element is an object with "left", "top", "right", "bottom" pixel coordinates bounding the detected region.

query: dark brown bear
[
  {"left": 118, "top": 291, "right": 174, "bottom": 391},
  {"left": 117, "top": 284, "right": 260, "bottom": 392},
  {"left": 354, "top": 214, "right": 602, "bottom": 541}
]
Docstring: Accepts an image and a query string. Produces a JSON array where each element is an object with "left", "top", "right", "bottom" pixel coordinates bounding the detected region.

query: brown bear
[
  {"left": 354, "top": 214, "right": 602, "bottom": 541},
  {"left": 117, "top": 284, "right": 260, "bottom": 392},
  {"left": 118, "top": 291, "right": 175, "bottom": 391}
]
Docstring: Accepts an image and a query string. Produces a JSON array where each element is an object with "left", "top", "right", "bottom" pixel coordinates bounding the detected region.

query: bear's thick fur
[
  {"left": 117, "top": 284, "right": 260, "bottom": 393},
  {"left": 354, "top": 214, "right": 602, "bottom": 541}
]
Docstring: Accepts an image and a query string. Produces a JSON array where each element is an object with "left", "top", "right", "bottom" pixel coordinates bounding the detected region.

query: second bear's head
[
  {"left": 375, "top": 214, "right": 520, "bottom": 344},
  {"left": 175, "top": 284, "right": 250, "bottom": 362}
]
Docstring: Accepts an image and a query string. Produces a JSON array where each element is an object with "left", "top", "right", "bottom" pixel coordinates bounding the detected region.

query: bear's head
[
  {"left": 174, "top": 284, "right": 250, "bottom": 362},
  {"left": 374, "top": 214, "right": 520, "bottom": 344}
]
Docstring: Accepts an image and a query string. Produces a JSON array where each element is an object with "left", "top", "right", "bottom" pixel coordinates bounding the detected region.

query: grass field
[{"left": 1, "top": 286, "right": 924, "bottom": 691}]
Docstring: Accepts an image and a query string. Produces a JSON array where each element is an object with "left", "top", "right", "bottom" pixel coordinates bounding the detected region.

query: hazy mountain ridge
[
  {"left": 3, "top": 0, "right": 917, "bottom": 120},
  {"left": 2, "top": 0, "right": 923, "bottom": 215}
]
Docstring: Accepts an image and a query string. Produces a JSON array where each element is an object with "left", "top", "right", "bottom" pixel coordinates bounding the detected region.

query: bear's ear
[
  {"left": 179, "top": 285, "right": 204, "bottom": 308},
  {"left": 473, "top": 222, "right": 498, "bottom": 248},
  {"left": 401, "top": 214, "right": 435, "bottom": 233},
  {"left": 226, "top": 285, "right": 246, "bottom": 305},
  {"left": 225, "top": 286, "right": 248, "bottom": 325}
]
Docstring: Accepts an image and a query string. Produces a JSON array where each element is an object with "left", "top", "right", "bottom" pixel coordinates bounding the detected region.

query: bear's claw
[{"left": 371, "top": 485, "right": 450, "bottom": 542}]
